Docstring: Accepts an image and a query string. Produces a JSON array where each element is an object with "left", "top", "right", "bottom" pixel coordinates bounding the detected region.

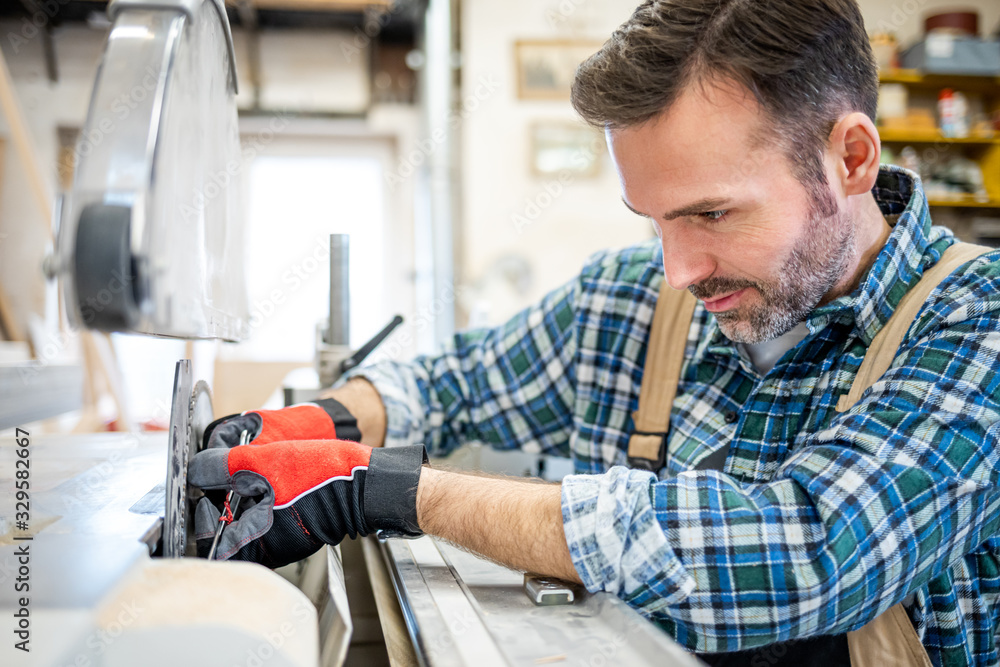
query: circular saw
[{"left": 164, "top": 359, "right": 214, "bottom": 557}]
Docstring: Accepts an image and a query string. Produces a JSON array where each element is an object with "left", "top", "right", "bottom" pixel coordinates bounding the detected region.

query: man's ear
[{"left": 827, "top": 112, "right": 881, "bottom": 197}]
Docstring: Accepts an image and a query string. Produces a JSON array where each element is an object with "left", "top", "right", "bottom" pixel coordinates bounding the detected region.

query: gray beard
[{"left": 689, "top": 188, "right": 856, "bottom": 344}]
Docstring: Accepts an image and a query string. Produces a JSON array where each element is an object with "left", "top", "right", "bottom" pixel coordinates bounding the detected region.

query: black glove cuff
[
  {"left": 364, "top": 445, "right": 428, "bottom": 537},
  {"left": 315, "top": 398, "right": 362, "bottom": 442}
]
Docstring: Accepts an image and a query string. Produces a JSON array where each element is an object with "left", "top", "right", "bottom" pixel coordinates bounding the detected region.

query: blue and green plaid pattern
[{"left": 345, "top": 166, "right": 1000, "bottom": 665}]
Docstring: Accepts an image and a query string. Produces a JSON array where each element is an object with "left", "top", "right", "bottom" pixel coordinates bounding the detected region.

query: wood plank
[
  {"left": 0, "top": 47, "right": 53, "bottom": 242},
  {"left": 0, "top": 286, "right": 24, "bottom": 342}
]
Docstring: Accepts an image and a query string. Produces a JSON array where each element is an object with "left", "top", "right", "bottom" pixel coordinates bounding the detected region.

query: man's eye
[{"left": 699, "top": 210, "right": 728, "bottom": 222}]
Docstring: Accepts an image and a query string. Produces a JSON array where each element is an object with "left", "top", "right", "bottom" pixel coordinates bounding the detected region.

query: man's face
[{"left": 607, "top": 79, "right": 855, "bottom": 344}]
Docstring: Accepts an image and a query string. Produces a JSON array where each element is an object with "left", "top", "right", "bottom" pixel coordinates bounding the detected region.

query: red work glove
[
  {"left": 202, "top": 398, "right": 362, "bottom": 450},
  {"left": 188, "top": 440, "right": 426, "bottom": 568}
]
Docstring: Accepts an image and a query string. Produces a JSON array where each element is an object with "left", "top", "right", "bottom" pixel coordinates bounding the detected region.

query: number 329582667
[{"left": 15, "top": 428, "right": 29, "bottom": 526}]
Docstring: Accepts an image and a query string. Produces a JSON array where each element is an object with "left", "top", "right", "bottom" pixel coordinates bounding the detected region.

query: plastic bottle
[
  {"left": 939, "top": 89, "right": 969, "bottom": 138},
  {"left": 939, "top": 88, "right": 956, "bottom": 137}
]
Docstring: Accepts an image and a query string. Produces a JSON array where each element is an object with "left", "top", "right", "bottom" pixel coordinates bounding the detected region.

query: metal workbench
[{"left": 370, "top": 535, "right": 703, "bottom": 667}]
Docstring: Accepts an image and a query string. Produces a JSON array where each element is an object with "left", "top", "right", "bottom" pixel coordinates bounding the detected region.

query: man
[{"left": 189, "top": 0, "right": 1000, "bottom": 664}]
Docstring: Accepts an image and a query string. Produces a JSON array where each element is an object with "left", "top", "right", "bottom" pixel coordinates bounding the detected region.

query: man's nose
[{"left": 660, "top": 228, "right": 716, "bottom": 292}]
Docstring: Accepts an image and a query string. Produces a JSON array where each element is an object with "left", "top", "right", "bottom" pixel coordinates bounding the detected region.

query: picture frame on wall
[
  {"left": 530, "top": 121, "right": 603, "bottom": 178},
  {"left": 515, "top": 39, "right": 604, "bottom": 100}
]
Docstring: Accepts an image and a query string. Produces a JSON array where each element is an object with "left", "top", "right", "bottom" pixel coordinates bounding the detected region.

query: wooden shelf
[
  {"left": 877, "top": 128, "right": 1000, "bottom": 144},
  {"left": 877, "top": 69, "right": 1000, "bottom": 213},
  {"left": 879, "top": 69, "right": 1000, "bottom": 91},
  {"left": 927, "top": 197, "right": 1000, "bottom": 209}
]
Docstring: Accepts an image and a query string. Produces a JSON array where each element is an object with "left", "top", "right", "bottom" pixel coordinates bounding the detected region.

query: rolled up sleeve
[
  {"left": 561, "top": 466, "right": 695, "bottom": 615},
  {"left": 341, "top": 278, "right": 580, "bottom": 457}
]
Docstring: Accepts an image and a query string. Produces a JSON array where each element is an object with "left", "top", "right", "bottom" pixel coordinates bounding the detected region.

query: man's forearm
[
  {"left": 319, "top": 378, "right": 387, "bottom": 447},
  {"left": 416, "top": 467, "right": 582, "bottom": 583},
  {"left": 322, "top": 379, "right": 580, "bottom": 582}
]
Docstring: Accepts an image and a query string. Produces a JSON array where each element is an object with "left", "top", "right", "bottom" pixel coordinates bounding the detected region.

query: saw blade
[
  {"left": 164, "top": 365, "right": 215, "bottom": 557},
  {"left": 164, "top": 360, "right": 193, "bottom": 558}
]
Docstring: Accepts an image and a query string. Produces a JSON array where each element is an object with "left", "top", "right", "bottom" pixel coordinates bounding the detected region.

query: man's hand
[
  {"left": 188, "top": 438, "right": 426, "bottom": 568},
  {"left": 203, "top": 398, "right": 362, "bottom": 450}
]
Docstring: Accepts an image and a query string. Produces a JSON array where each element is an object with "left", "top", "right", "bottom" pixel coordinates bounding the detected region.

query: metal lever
[{"left": 339, "top": 315, "right": 404, "bottom": 375}]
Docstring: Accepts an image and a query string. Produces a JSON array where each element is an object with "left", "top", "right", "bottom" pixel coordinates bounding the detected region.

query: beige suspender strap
[
  {"left": 848, "top": 605, "right": 933, "bottom": 667},
  {"left": 842, "top": 241, "right": 991, "bottom": 667},
  {"left": 836, "top": 242, "right": 993, "bottom": 413},
  {"left": 627, "top": 243, "right": 989, "bottom": 662},
  {"left": 627, "top": 280, "right": 698, "bottom": 466}
]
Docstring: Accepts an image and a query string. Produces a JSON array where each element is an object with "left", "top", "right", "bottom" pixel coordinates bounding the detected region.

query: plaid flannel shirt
[{"left": 345, "top": 166, "right": 1000, "bottom": 665}]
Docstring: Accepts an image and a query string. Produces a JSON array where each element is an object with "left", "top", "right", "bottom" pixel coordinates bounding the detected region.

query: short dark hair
[{"left": 571, "top": 0, "right": 878, "bottom": 185}]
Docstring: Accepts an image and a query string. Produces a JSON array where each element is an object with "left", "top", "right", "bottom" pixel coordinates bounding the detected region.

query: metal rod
[
  {"left": 327, "top": 234, "right": 350, "bottom": 346},
  {"left": 340, "top": 315, "right": 404, "bottom": 375}
]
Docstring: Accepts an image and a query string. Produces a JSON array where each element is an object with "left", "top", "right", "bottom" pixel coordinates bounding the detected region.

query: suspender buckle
[{"left": 627, "top": 431, "right": 667, "bottom": 471}]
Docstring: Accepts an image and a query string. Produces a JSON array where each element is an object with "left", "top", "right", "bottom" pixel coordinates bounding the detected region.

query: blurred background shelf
[
  {"left": 877, "top": 67, "right": 1000, "bottom": 213},
  {"left": 877, "top": 129, "right": 999, "bottom": 143},
  {"left": 927, "top": 196, "right": 1000, "bottom": 208},
  {"left": 879, "top": 69, "right": 1000, "bottom": 89}
]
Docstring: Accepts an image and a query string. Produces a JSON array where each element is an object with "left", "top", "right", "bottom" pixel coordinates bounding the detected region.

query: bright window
[{"left": 237, "top": 154, "right": 385, "bottom": 360}]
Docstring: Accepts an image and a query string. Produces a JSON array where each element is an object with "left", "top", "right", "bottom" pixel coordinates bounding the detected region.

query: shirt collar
[
  {"left": 690, "top": 164, "right": 953, "bottom": 361},
  {"left": 807, "top": 164, "right": 952, "bottom": 344}
]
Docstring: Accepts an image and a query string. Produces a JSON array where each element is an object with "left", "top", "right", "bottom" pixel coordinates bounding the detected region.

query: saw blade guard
[{"left": 57, "top": 0, "right": 248, "bottom": 340}]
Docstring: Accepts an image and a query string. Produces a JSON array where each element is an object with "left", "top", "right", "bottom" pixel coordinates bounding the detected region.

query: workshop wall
[{"left": 457, "top": 0, "right": 651, "bottom": 328}]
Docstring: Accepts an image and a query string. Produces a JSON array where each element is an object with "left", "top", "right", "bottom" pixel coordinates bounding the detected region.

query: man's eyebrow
[
  {"left": 622, "top": 197, "right": 732, "bottom": 221},
  {"left": 663, "top": 197, "right": 731, "bottom": 220}
]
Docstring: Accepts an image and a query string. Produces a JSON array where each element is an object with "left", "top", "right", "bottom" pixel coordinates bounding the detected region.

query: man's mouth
[{"left": 701, "top": 288, "right": 747, "bottom": 313}]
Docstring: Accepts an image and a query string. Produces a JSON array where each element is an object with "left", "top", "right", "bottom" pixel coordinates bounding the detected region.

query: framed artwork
[
  {"left": 515, "top": 39, "right": 603, "bottom": 100},
  {"left": 530, "top": 121, "right": 603, "bottom": 178}
]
